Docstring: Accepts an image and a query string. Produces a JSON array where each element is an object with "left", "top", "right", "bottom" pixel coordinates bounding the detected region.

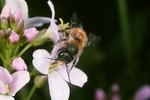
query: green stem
[
  {"left": 0, "top": 0, "right": 4, "bottom": 10},
  {"left": 18, "top": 44, "right": 32, "bottom": 56},
  {"left": 117, "top": 0, "right": 133, "bottom": 66},
  {"left": 0, "top": 53, "right": 5, "bottom": 63},
  {"left": 26, "top": 85, "right": 36, "bottom": 100}
]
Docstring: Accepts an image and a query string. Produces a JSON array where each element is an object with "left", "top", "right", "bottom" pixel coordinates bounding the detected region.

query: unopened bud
[
  {"left": 9, "top": 31, "right": 19, "bottom": 43},
  {"left": 23, "top": 27, "right": 39, "bottom": 42},
  {"left": 31, "top": 29, "right": 50, "bottom": 46},
  {"left": 12, "top": 57, "right": 27, "bottom": 71},
  {"left": 13, "top": 19, "right": 24, "bottom": 33},
  {"left": 0, "top": 30, "right": 4, "bottom": 38},
  {"left": 0, "top": 17, "right": 9, "bottom": 29},
  {"left": 9, "top": 15, "right": 15, "bottom": 28}
]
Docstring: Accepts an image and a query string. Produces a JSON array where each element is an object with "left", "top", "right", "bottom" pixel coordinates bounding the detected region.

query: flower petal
[
  {"left": 9, "top": 71, "right": 30, "bottom": 96},
  {"left": 0, "top": 67, "right": 12, "bottom": 84},
  {"left": 24, "top": 17, "right": 52, "bottom": 28},
  {"left": 48, "top": 71, "right": 70, "bottom": 100},
  {"left": 0, "top": 80, "right": 6, "bottom": 94},
  {"left": 0, "top": 5, "right": 10, "bottom": 18},
  {"left": 47, "top": 20, "right": 60, "bottom": 43},
  {"left": 58, "top": 66, "right": 87, "bottom": 87},
  {"left": 0, "top": 95, "right": 14, "bottom": 100},
  {"left": 5, "top": 0, "right": 28, "bottom": 19},
  {"left": 47, "top": 0, "right": 55, "bottom": 19},
  {"left": 46, "top": 0, "right": 60, "bottom": 43},
  {"left": 32, "top": 49, "right": 50, "bottom": 74}
]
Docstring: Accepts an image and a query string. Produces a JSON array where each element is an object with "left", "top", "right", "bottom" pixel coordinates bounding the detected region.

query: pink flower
[
  {"left": 0, "top": 66, "right": 30, "bottom": 100},
  {"left": 23, "top": 28, "right": 39, "bottom": 42},
  {"left": 134, "top": 85, "right": 150, "bottom": 100},
  {"left": 12, "top": 57, "right": 27, "bottom": 71},
  {"left": 0, "top": 0, "right": 51, "bottom": 29},
  {"left": 9, "top": 31, "right": 19, "bottom": 43},
  {"left": 95, "top": 88, "right": 106, "bottom": 100}
]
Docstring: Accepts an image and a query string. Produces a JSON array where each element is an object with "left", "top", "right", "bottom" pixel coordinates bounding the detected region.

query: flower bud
[
  {"left": 12, "top": 57, "right": 27, "bottom": 71},
  {"left": 23, "top": 27, "right": 39, "bottom": 42},
  {"left": 31, "top": 29, "right": 50, "bottom": 46},
  {"left": 13, "top": 19, "right": 24, "bottom": 33},
  {"left": 9, "top": 15, "right": 16, "bottom": 28},
  {"left": 0, "top": 17, "right": 9, "bottom": 29},
  {"left": 0, "top": 30, "right": 4, "bottom": 38},
  {"left": 9, "top": 31, "right": 19, "bottom": 43},
  {"left": 34, "top": 76, "right": 48, "bottom": 88}
]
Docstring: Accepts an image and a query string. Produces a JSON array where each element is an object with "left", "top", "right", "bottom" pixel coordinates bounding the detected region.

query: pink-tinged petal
[
  {"left": 0, "top": 95, "right": 14, "bottom": 100},
  {"left": 58, "top": 66, "right": 87, "bottom": 87},
  {"left": 0, "top": 80, "right": 6, "bottom": 94},
  {"left": 9, "top": 71, "right": 30, "bottom": 96},
  {"left": 46, "top": 0, "right": 60, "bottom": 43},
  {"left": 47, "top": 21, "right": 60, "bottom": 43},
  {"left": 0, "top": 67, "right": 12, "bottom": 84},
  {"left": 24, "top": 28, "right": 39, "bottom": 42},
  {"left": 24, "top": 17, "right": 52, "bottom": 28},
  {"left": 48, "top": 71, "right": 70, "bottom": 100},
  {"left": 50, "top": 42, "right": 62, "bottom": 59},
  {"left": 32, "top": 49, "right": 50, "bottom": 75},
  {"left": 12, "top": 57, "right": 27, "bottom": 71},
  {"left": 0, "top": 5, "right": 10, "bottom": 18},
  {"left": 9, "top": 31, "right": 19, "bottom": 43},
  {"left": 14, "top": 9, "right": 22, "bottom": 20},
  {"left": 5, "top": 0, "right": 28, "bottom": 19}
]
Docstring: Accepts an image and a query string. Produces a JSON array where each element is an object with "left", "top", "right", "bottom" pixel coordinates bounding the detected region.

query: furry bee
[
  {"left": 52, "top": 13, "right": 98, "bottom": 83},
  {"left": 57, "top": 13, "right": 89, "bottom": 65}
]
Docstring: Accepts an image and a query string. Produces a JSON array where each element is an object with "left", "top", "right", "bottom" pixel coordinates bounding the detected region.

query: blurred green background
[{"left": 1, "top": 0, "right": 150, "bottom": 99}]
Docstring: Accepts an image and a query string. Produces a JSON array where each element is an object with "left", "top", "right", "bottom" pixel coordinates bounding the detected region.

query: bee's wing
[
  {"left": 86, "top": 33, "right": 101, "bottom": 48},
  {"left": 70, "top": 12, "right": 83, "bottom": 29}
]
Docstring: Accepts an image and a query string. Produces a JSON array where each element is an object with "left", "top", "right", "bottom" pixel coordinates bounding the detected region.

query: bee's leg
[
  {"left": 66, "top": 58, "right": 77, "bottom": 86},
  {"left": 65, "top": 63, "right": 72, "bottom": 87},
  {"left": 69, "top": 57, "right": 77, "bottom": 72}
]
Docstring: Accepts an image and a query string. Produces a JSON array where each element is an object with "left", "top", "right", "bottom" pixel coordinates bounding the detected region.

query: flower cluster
[
  {"left": 0, "top": 0, "right": 87, "bottom": 100},
  {"left": 95, "top": 84, "right": 150, "bottom": 100}
]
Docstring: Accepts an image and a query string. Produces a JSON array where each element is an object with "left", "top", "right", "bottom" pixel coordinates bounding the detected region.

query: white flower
[
  {"left": 4, "top": 0, "right": 51, "bottom": 28},
  {"left": 32, "top": 43, "right": 87, "bottom": 100},
  {"left": 0, "top": 66, "right": 30, "bottom": 100}
]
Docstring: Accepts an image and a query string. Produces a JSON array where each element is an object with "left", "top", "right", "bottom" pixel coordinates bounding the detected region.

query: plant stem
[
  {"left": 117, "top": 0, "right": 133, "bottom": 66},
  {"left": 0, "top": 0, "right": 4, "bottom": 10},
  {"left": 26, "top": 85, "right": 36, "bottom": 100},
  {"left": 18, "top": 44, "right": 32, "bottom": 56}
]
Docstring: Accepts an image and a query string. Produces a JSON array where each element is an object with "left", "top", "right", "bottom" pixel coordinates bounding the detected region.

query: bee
[
  {"left": 51, "top": 13, "right": 98, "bottom": 83},
  {"left": 57, "top": 13, "right": 88, "bottom": 65}
]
